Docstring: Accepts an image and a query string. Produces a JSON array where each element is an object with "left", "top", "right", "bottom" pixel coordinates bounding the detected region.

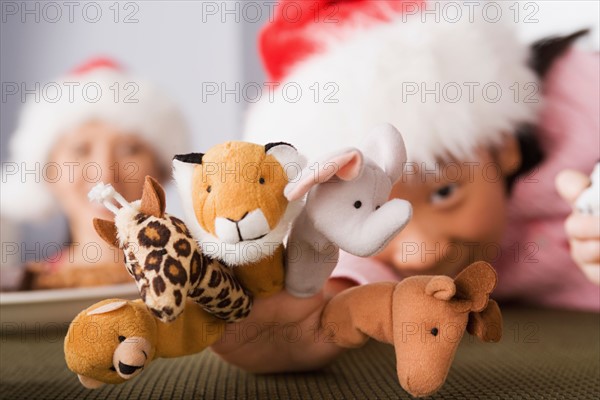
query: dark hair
[
  {"left": 506, "top": 124, "right": 544, "bottom": 193},
  {"left": 505, "top": 29, "right": 590, "bottom": 193}
]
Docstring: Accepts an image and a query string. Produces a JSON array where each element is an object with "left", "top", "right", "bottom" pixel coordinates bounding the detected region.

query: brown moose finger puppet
[
  {"left": 321, "top": 261, "right": 503, "bottom": 398},
  {"left": 90, "top": 176, "right": 252, "bottom": 323},
  {"left": 64, "top": 298, "right": 225, "bottom": 389}
]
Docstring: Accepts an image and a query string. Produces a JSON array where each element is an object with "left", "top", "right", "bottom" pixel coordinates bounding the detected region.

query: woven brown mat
[{"left": 1, "top": 307, "right": 598, "bottom": 399}]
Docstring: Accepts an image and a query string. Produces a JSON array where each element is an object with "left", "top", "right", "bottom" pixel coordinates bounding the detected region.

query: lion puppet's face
[
  {"left": 64, "top": 299, "right": 157, "bottom": 389},
  {"left": 173, "top": 141, "right": 305, "bottom": 266}
]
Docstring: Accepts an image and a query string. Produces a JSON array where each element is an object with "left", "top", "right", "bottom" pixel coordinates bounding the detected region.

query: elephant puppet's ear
[
  {"left": 467, "top": 299, "right": 503, "bottom": 343},
  {"left": 284, "top": 148, "right": 363, "bottom": 202},
  {"left": 93, "top": 218, "right": 119, "bottom": 248},
  {"left": 530, "top": 29, "right": 589, "bottom": 79},
  {"left": 360, "top": 123, "right": 407, "bottom": 184},
  {"left": 140, "top": 176, "right": 166, "bottom": 218}
]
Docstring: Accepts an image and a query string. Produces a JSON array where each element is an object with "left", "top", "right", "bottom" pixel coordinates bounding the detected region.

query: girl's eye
[
  {"left": 119, "top": 143, "right": 143, "bottom": 156},
  {"left": 206, "top": 186, "right": 212, "bottom": 193},
  {"left": 430, "top": 183, "right": 458, "bottom": 204},
  {"left": 259, "top": 177, "right": 265, "bottom": 185},
  {"left": 72, "top": 143, "right": 90, "bottom": 157}
]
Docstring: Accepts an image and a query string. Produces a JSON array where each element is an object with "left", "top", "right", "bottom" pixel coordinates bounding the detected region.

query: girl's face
[
  {"left": 47, "top": 121, "right": 166, "bottom": 225},
  {"left": 375, "top": 144, "right": 520, "bottom": 277}
]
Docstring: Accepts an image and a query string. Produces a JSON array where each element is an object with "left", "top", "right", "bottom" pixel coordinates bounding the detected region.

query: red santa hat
[
  {"left": 1, "top": 57, "right": 189, "bottom": 221},
  {"left": 244, "top": 0, "right": 540, "bottom": 164}
]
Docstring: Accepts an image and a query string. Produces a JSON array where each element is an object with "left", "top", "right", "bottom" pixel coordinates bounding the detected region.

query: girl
[{"left": 1, "top": 58, "right": 189, "bottom": 289}]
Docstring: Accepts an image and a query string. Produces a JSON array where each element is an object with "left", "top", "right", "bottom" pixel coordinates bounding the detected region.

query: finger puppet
[
  {"left": 64, "top": 298, "right": 225, "bottom": 389},
  {"left": 90, "top": 176, "right": 252, "bottom": 323},
  {"left": 172, "top": 141, "right": 306, "bottom": 297},
  {"left": 575, "top": 161, "right": 600, "bottom": 215},
  {"left": 284, "top": 124, "right": 412, "bottom": 297},
  {"left": 321, "top": 261, "right": 503, "bottom": 398}
]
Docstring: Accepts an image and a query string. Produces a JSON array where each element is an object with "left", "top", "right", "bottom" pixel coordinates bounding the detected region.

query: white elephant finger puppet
[{"left": 284, "top": 123, "right": 412, "bottom": 297}]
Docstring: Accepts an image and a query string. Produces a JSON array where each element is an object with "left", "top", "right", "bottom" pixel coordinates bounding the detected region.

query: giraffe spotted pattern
[{"left": 121, "top": 212, "right": 252, "bottom": 323}]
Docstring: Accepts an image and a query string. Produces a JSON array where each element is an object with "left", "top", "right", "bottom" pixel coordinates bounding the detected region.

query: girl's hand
[
  {"left": 556, "top": 169, "right": 600, "bottom": 284},
  {"left": 210, "top": 279, "right": 354, "bottom": 373}
]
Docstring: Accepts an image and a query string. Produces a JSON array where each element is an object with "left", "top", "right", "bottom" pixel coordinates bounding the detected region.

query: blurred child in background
[{"left": 1, "top": 58, "right": 189, "bottom": 289}]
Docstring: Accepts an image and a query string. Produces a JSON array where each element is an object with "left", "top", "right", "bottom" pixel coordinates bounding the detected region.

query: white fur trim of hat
[
  {"left": 244, "top": 0, "right": 540, "bottom": 164},
  {"left": 1, "top": 58, "right": 189, "bottom": 221}
]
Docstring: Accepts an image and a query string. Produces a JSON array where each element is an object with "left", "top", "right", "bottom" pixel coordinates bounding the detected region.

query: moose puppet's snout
[{"left": 112, "top": 336, "right": 151, "bottom": 379}]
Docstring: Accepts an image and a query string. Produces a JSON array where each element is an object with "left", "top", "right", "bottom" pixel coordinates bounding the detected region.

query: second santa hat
[{"left": 2, "top": 58, "right": 189, "bottom": 221}]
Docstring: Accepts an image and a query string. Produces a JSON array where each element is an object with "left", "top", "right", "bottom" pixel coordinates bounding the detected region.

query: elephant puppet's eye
[
  {"left": 206, "top": 186, "right": 211, "bottom": 193},
  {"left": 430, "top": 183, "right": 458, "bottom": 205},
  {"left": 430, "top": 327, "right": 439, "bottom": 336},
  {"left": 354, "top": 201, "right": 362, "bottom": 209},
  {"left": 375, "top": 205, "right": 381, "bottom": 210},
  {"left": 259, "top": 177, "right": 265, "bottom": 185},
  {"left": 118, "top": 335, "right": 126, "bottom": 342}
]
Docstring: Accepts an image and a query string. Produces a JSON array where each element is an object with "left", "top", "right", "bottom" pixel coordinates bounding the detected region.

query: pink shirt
[{"left": 332, "top": 49, "right": 600, "bottom": 312}]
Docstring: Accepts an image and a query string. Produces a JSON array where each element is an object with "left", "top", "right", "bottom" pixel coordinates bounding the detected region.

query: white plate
[{"left": 0, "top": 283, "right": 139, "bottom": 330}]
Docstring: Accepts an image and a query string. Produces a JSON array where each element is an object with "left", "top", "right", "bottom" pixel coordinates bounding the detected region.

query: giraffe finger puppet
[{"left": 89, "top": 177, "right": 252, "bottom": 323}]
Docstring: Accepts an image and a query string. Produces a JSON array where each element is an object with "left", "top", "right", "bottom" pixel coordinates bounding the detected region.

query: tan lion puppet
[
  {"left": 172, "top": 141, "right": 306, "bottom": 297},
  {"left": 64, "top": 298, "right": 225, "bottom": 389}
]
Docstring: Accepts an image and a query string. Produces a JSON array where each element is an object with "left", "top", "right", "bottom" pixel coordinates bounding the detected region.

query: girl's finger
[
  {"left": 565, "top": 214, "right": 600, "bottom": 239},
  {"left": 556, "top": 169, "right": 591, "bottom": 205},
  {"left": 570, "top": 239, "right": 600, "bottom": 265},
  {"left": 580, "top": 264, "right": 600, "bottom": 285}
]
